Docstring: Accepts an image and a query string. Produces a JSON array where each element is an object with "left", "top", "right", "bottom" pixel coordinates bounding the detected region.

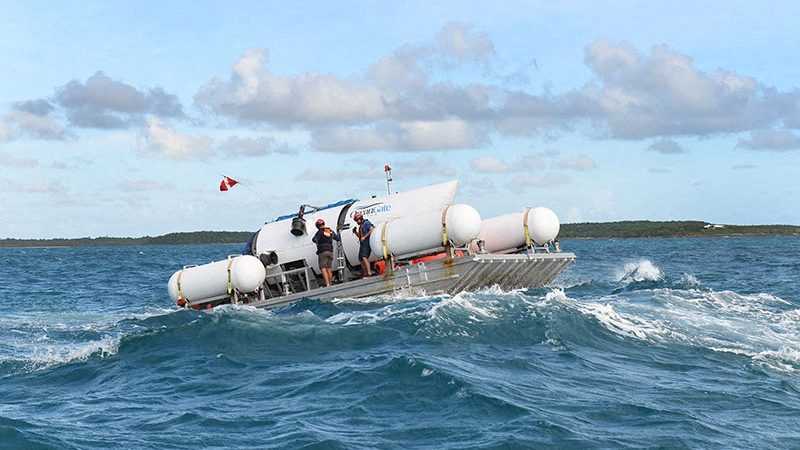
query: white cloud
[
  {"left": 195, "top": 49, "right": 387, "bottom": 125},
  {"left": 436, "top": 22, "right": 495, "bottom": 64},
  {"left": 0, "top": 121, "right": 11, "bottom": 142},
  {"left": 56, "top": 71, "right": 183, "bottom": 129},
  {"left": 140, "top": 117, "right": 212, "bottom": 160},
  {"left": 1, "top": 111, "right": 67, "bottom": 141},
  {"left": 578, "top": 41, "right": 796, "bottom": 139},
  {"left": 736, "top": 129, "right": 800, "bottom": 151},
  {"left": 193, "top": 28, "right": 800, "bottom": 153}
]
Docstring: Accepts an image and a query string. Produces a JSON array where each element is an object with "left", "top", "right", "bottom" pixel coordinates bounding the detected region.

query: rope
[{"left": 523, "top": 207, "right": 533, "bottom": 248}]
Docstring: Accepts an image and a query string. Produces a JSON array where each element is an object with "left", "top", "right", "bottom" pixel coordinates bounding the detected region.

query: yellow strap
[
  {"left": 177, "top": 270, "right": 185, "bottom": 300},
  {"left": 381, "top": 222, "right": 390, "bottom": 260},
  {"left": 226, "top": 257, "right": 234, "bottom": 295},
  {"left": 523, "top": 207, "right": 533, "bottom": 247},
  {"left": 441, "top": 205, "right": 451, "bottom": 248}
]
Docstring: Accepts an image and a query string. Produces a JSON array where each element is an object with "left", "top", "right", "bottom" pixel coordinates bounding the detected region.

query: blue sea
[{"left": 1, "top": 237, "right": 799, "bottom": 449}]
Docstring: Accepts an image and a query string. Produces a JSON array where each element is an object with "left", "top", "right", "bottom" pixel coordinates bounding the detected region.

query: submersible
[{"left": 168, "top": 180, "right": 575, "bottom": 309}]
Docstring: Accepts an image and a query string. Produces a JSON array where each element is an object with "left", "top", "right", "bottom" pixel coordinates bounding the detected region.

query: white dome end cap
[
  {"left": 231, "top": 255, "right": 267, "bottom": 293},
  {"left": 446, "top": 204, "right": 482, "bottom": 245},
  {"left": 527, "top": 207, "right": 560, "bottom": 245}
]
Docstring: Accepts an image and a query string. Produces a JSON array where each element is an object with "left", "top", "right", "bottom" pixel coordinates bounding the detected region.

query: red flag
[{"left": 219, "top": 176, "right": 238, "bottom": 192}]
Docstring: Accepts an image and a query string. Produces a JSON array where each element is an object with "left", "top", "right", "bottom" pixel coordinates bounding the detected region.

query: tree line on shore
[{"left": 1, "top": 222, "right": 798, "bottom": 248}]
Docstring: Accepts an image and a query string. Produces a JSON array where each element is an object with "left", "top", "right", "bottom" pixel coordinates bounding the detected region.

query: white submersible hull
[{"left": 167, "top": 181, "right": 575, "bottom": 310}]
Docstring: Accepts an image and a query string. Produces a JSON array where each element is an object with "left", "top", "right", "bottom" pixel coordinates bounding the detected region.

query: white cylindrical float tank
[
  {"left": 167, "top": 255, "right": 266, "bottom": 303},
  {"left": 476, "top": 207, "right": 561, "bottom": 253},
  {"left": 369, "top": 204, "right": 481, "bottom": 259}
]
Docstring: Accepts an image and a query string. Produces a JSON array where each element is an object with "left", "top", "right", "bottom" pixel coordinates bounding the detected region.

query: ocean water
[{"left": 1, "top": 236, "right": 799, "bottom": 449}]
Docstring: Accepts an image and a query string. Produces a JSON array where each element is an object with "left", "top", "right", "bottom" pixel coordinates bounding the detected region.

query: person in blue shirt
[
  {"left": 352, "top": 212, "right": 374, "bottom": 277},
  {"left": 311, "top": 218, "right": 340, "bottom": 287}
]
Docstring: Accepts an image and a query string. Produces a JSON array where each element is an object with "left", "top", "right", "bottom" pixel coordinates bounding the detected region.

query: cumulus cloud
[
  {"left": 13, "top": 99, "right": 55, "bottom": 116},
  {"left": 55, "top": 72, "right": 183, "bottom": 129},
  {"left": 312, "top": 119, "right": 488, "bottom": 152},
  {"left": 647, "top": 138, "right": 686, "bottom": 154},
  {"left": 0, "top": 121, "right": 10, "bottom": 142},
  {"left": 436, "top": 22, "right": 495, "bottom": 64},
  {"left": 140, "top": 117, "right": 212, "bottom": 159},
  {"left": 578, "top": 41, "right": 797, "bottom": 139},
  {"left": 14, "top": 24, "right": 785, "bottom": 156},
  {"left": 195, "top": 49, "right": 386, "bottom": 126},
  {"left": 1, "top": 110, "right": 67, "bottom": 141},
  {"left": 198, "top": 28, "right": 800, "bottom": 151},
  {"left": 736, "top": 129, "right": 800, "bottom": 151}
]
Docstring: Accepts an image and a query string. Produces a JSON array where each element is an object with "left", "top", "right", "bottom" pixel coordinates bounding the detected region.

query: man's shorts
[
  {"left": 358, "top": 243, "right": 372, "bottom": 260},
  {"left": 318, "top": 251, "right": 334, "bottom": 269}
]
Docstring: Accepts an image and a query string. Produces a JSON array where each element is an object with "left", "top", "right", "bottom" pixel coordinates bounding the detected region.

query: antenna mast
[{"left": 384, "top": 163, "right": 393, "bottom": 195}]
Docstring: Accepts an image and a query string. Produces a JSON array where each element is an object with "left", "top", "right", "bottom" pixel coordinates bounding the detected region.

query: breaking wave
[{"left": 617, "top": 259, "right": 664, "bottom": 283}]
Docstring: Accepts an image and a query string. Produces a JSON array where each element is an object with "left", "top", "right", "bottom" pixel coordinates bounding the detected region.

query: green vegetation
[
  {"left": 1, "top": 222, "right": 798, "bottom": 248},
  {"left": 0, "top": 231, "right": 253, "bottom": 248},
  {"left": 560, "top": 221, "right": 800, "bottom": 239}
]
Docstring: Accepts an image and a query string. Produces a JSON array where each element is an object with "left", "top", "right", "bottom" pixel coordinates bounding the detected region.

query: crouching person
[{"left": 312, "top": 218, "right": 340, "bottom": 287}]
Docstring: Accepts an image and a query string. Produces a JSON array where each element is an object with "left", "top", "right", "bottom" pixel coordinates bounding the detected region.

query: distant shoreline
[{"left": 1, "top": 221, "right": 797, "bottom": 248}]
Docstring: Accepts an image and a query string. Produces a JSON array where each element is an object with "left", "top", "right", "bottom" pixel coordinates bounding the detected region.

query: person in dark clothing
[
  {"left": 352, "top": 212, "right": 374, "bottom": 277},
  {"left": 311, "top": 218, "right": 340, "bottom": 287}
]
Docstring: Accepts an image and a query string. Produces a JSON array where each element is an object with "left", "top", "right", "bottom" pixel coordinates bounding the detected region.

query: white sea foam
[
  {"left": 426, "top": 292, "right": 500, "bottom": 321},
  {"left": 617, "top": 259, "right": 664, "bottom": 283},
  {"left": 326, "top": 301, "right": 425, "bottom": 326},
  {"left": 14, "top": 335, "right": 122, "bottom": 371},
  {"left": 551, "top": 283, "right": 800, "bottom": 373},
  {"left": 679, "top": 273, "right": 701, "bottom": 287},
  {"left": 0, "top": 307, "right": 180, "bottom": 373}
]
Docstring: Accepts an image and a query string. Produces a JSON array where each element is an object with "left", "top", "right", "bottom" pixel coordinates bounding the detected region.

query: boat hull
[{"left": 243, "top": 251, "right": 575, "bottom": 310}]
